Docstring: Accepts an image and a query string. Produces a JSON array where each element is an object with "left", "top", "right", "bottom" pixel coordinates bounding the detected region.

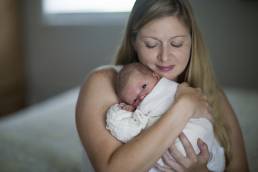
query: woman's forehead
[{"left": 138, "top": 16, "right": 190, "bottom": 39}]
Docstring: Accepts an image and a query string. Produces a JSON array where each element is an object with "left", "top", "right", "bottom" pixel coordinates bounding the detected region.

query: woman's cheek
[
  {"left": 177, "top": 50, "right": 190, "bottom": 66},
  {"left": 141, "top": 50, "right": 157, "bottom": 63},
  {"left": 138, "top": 52, "right": 151, "bottom": 64}
]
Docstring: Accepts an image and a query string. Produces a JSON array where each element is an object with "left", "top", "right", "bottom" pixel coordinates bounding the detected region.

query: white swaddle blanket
[{"left": 106, "top": 78, "right": 225, "bottom": 172}]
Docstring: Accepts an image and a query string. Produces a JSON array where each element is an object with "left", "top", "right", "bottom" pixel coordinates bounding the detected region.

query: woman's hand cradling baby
[
  {"left": 155, "top": 133, "right": 210, "bottom": 172},
  {"left": 153, "top": 83, "right": 213, "bottom": 171},
  {"left": 175, "top": 83, "right": 213, "bottom": 122}
]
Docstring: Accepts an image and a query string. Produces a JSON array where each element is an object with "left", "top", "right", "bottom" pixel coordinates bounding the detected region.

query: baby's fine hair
[{"left": 116, "top": 63, "right": 152, "bottom": 97}]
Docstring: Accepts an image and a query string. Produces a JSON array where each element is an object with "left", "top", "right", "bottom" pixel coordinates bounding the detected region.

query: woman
[{"left": 76, "top": 0, "right": 249, "bottom": 171}]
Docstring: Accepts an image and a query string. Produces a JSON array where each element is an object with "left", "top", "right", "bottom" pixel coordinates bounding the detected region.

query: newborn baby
[{"left": 106, "top": 63, "right": 225, "bottom": 172}]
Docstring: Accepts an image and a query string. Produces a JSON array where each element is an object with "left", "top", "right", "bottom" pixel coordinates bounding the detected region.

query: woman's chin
[{"left": 158, "top": 73, "right": 177, "bottom": 81}]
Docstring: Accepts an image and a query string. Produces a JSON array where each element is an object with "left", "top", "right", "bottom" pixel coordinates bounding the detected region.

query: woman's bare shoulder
[
  {"left": 75, "top": 66, "right": 121, "bottom": 171},
  {"left": 76, "top": 66, "right": 119, "bottom": 115}
]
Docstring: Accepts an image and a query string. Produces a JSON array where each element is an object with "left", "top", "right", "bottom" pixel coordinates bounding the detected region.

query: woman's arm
[
  {"left": 219, "top": 90, "right": 249, "bottom": 171},
  {"left": 155, "top": 84, "right": 213, "bottom": 172},
  {"left": 75, "top": 68, "right": 198, "bottom": 172},
  {"left": 160, "top": 88, "right": 249, "bottom": 172}
]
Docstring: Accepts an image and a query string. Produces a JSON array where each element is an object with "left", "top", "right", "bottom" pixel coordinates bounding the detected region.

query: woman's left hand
[{"left": 154, "top": 133, "right": 210, "bottom": 172}]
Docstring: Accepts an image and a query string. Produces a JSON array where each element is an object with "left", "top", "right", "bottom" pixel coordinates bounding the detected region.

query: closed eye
[
  {"left": 171, "top": 42, "right": 183, "bottom": 48},
  {"left": 146, "top": 44, "right": 157, "bottom": 48}
]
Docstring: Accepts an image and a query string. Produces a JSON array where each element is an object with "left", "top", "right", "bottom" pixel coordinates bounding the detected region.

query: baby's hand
[{"left": 119, "top": 103, "right": 135, "bottom": 112}]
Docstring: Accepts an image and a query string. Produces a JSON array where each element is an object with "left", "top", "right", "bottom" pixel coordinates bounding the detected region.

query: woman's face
[{"left": 134, "top": 16, "right": 191, "bottom": 81}]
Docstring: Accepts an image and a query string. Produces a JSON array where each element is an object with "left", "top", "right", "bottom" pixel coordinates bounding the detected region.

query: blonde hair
[{"left": 114, "top": 0, "right": 231, "bottom": 167}]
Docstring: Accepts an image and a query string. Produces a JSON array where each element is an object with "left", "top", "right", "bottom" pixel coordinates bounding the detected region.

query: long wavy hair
[{"left": 114, "top": 0, "right": 231, "bottom": 168}]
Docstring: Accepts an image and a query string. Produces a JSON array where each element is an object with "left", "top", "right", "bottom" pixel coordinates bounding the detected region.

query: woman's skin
[
  {"left": 76, "top": 16, "right": 249, "bottom": 172},
  {"left": 133, "top": 16, "right": 248, "bottom": 171},
  {"left": 76, "top": 68, "right": 210, "bottom": 172},
  {"left": 134, "top": 16, "right": 191, "bottom": 81}
]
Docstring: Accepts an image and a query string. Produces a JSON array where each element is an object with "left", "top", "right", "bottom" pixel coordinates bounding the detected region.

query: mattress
[
  {"left": 0, "top": 88, "right": 82, "bottom": 172},
  {"left": 0, "top": 87, "right": 257, "bottom": 172}
]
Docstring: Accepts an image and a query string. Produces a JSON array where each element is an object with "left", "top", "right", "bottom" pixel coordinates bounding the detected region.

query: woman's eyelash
[
  {"left": 146, "top": 44, "right": 156, "bottom": 48},
  {"left": 145, "top": 43, "right": 182, "bottom": 48},
  {"left": 171, "top": 42, "right": 183, "bottom": 48},
  {"left": 144, "top": 41, "right": 158, "bottom": 48}
]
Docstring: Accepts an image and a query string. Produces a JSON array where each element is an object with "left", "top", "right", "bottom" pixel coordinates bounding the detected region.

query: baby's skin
[{"left": 117, "top": 63, "right": 160, "bottom": 111}]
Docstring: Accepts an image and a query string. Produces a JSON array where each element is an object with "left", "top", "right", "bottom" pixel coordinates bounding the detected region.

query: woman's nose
[{"left": 158, "top": 45, "right": 170, "bottom": 62}]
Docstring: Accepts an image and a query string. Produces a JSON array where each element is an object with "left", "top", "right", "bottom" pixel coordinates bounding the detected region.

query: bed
[{"left": 0, "top": 87, "right": 257, "bottom": 172}]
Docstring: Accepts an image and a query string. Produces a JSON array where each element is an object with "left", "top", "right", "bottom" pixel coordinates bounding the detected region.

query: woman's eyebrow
[
  {"left": 169, "top": 35, "right": 189, "bottom": 40},
  {"left": 141, "top": 35, "right": 188, "bottom": 41},
  {"left": 140, "top": 36, "right": 160, "bottom": 41}
]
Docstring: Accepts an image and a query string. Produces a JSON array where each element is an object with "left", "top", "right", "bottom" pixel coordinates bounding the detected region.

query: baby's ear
[{"left": 152, "top": 72, "right": 161, "bottom": 80}]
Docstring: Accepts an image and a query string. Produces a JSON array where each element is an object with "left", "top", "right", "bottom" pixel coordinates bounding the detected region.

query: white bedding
[
  {"left": 0, "top": 87, "right": 257, "bottom": 172},
  {"left": 0, "top": 88, "right": 82, "bottom": 172}
]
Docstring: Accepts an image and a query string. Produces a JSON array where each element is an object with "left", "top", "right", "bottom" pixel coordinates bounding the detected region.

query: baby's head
[{"left": 116, "top": 63, "right": 160, "bottom": 108}]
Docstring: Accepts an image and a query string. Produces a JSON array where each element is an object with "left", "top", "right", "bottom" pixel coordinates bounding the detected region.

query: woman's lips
[{"left": 156, "top": 65, "right": 174, "bottom": 72}]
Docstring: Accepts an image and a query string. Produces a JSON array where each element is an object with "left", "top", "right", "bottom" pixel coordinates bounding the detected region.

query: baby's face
[{"left": 120, "top": 72, "right": 159, "bottom": 108}]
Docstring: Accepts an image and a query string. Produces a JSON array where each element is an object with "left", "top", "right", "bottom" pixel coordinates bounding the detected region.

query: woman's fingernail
[
  {"left": 201, "top": 141, "right": 206, "bottom": 148},
  {"left": 198, "top": 138, "right": 205, "bottom": 147},
  {"left": 202, "top": 143, "right": 205, "bottom": 148}
]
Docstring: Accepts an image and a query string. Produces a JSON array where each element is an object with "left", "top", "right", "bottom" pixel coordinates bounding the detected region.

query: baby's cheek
[{"left": 149, "top": 83, "right": 156, "bottom": 92}]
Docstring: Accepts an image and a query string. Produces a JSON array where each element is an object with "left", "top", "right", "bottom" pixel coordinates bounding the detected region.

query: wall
[
  {"left": 191, "top": 0, "right": 258, "bottom": 89},
  {"left": 22, "top": 0, "right": 258, "bottom": 105},
  {"left": 0, "top": 0, "right": 25, "bottom": 116},
  {"left": 22, "top": 0, "right": 125, "bottom": 104}
]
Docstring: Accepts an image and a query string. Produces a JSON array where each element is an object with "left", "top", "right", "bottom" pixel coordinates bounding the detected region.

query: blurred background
[
  {"left": 0, "top": 0, "right": 257, "bottom": 116},
  {"left": 0, "top": 0, "right": 258, "bottom": 172}
]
